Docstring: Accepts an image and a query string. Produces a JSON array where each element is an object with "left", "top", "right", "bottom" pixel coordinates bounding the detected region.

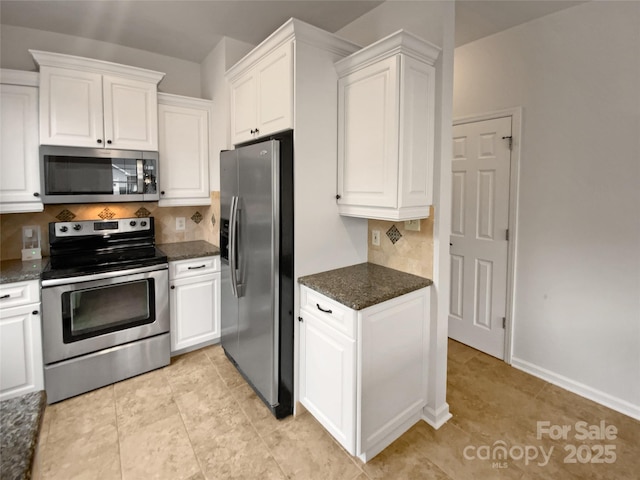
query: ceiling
[{"left": 0, "top": 0, "right": 585, "bottom": 63}]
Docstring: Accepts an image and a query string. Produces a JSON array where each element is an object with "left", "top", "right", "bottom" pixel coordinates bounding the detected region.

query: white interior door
[{"left": 449, "top": 116, "right": 511, "bottom": 359}]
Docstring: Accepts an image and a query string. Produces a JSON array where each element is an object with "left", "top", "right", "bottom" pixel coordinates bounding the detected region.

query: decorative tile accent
[
  {"left": 97, "top": 207, "right": 116, "bottom": 220},
  {"left": 191, "top": 211, "right": 203, "bottom": 224},
  {"left": 55, "top": 209, "right": 76, "bottom": 222},
  {"left": 135, "top": 207, "right": 151, "bottom": 218},
  {"left": 210, "top": 214, "right": 216, "bottom": 228},
  {"left": 386, "top": 225, "right": 402, "bottom": 245}
]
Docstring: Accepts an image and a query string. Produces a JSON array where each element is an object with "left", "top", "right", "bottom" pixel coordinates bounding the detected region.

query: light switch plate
[
  {"left": 176, "top": 217, "right": 186, "bottom": 231},
  {"left": 372, "top": 230, "right": 380, "bottom": 246}
]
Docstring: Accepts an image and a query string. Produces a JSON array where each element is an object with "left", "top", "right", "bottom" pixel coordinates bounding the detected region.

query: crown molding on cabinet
[
  {"left": 157, "top": 92, "right": 213, "bottom": 109},
  {"left": 29, "top": 50, "right": 165, "bottom": 84},
  {"left": 0, "top": 69, "right": 39, "bottom": 87},
  {"left": 335, "top": 30, "right": 441, "bottom": 76},
  {"left": 225, "top": 17, "right": 361, "bottom": 80}
]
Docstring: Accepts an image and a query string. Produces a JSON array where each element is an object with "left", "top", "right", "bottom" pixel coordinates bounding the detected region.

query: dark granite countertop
[
  {"left": 0, "top": 259, "right": 48, "bottom": 285},
  {"left": 0, "top": 391, "right": 46, "bottom": 480},
  {"left": 298, "top": 262, "right": 432, "bottom": 310},
  {"left": 157, "top": 240, "right": 220, "bottom": 262}
]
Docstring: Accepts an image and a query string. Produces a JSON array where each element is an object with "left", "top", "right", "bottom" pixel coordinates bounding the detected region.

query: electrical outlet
[
  {"left": 404, "top": 219, "right": 421, "bottom": 231},
  {"left": 372, "top": 230, "right": 380, "bottom": 246},
  {"left": 176, "top": 217, "right": 186, "bottom": 231}
]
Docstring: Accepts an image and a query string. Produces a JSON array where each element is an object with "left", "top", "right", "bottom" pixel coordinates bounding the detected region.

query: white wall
[
  {"left": 454, "top": 1, "right": 640, "bottom": 418},
  {"left": 0, "top": 24, "right": 201, "bottom": 96},
  {"left": 200, "top": 37, "right": 254, "bottom": 191},
  {"left": 337, "top": 0, "right": 456, "bottom": 429}
]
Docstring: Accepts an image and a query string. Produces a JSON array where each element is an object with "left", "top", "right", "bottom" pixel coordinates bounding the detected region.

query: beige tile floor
[{"left": 33, "top": 340, "right": 640, "bottom": 480}]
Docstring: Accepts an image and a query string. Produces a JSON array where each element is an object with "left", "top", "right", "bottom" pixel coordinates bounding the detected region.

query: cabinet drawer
[
  {"left": 300, "top": 286, "right": 356, "bottom": 340},
  {"left": 170, "top": 256, "right": 220, "bottom": 279},
  {"left": 0, "top": 281, "right": 39, "bottom": 309}
]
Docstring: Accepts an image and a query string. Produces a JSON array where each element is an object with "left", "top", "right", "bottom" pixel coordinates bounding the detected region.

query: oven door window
[{"left": 62, "top": 279, "right": 156, "bottom": 343}]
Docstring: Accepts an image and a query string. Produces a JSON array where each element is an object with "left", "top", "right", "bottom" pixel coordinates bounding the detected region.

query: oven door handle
[
  {"left": 229, "top": 196, "right": 239, "bottom": 298},
  {"left": 41, "top": 264, "right": 168, "bottom": 287}
]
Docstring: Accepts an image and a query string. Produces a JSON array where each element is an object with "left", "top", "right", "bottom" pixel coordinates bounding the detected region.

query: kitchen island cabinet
[
  {"left": 298, "top": 263, "right": 432, "bottom": 462},
  {"left": 30, "top": 50, "right": 164, "bottom": 150},
  {"left": 0, "top": 70, "right": 43, "bottom": 214}
]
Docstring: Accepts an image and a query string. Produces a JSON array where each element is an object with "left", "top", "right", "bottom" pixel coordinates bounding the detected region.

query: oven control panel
[{"left": 53, "top": 218, "right": 151, "bottom": 237}]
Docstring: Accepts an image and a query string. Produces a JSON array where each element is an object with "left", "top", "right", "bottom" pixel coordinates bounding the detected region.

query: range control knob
[
  {"left": 129, "top": 220, "right": 137, "bottom": 227},
  {"left": 73, "top": 224, "right": 82, "bottom": 231},
  {"left": 140, "top": 221, "right": 148, "bottom": 227},
  {"left": 59, "top": 226, "right": 68, "bottom": 233}
]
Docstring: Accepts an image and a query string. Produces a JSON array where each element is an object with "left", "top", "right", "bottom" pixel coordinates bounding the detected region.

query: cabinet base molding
[
  {"left": 170, "top": 338, "right": 219, "bottom": 357},
  {"left": 357, "top": 411, "right": 423, "bottom": 463},
  {"left": 422, "top": 402, "right": 452, "bottom": 429}
]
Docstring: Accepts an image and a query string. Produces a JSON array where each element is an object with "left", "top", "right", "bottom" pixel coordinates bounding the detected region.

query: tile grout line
[
  {"left": 162, "top": 359, "right": 210, "bottom": 480},
  {"left": 112, "top": 386, "right": 125, "bottom": 480},
  {"left": 209, "top": 345, "right": 303, "bottom": 479}
]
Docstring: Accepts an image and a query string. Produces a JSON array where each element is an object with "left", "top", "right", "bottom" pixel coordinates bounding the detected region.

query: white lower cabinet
[
  {"left": 299, "top": 285, "right": 430, "bottom": 462},
  {"left": 0, "top": 280, "right": 44, "bottom": 400},
  {"left": 169, "top": 256, "right": 221, "bottom": 354}
]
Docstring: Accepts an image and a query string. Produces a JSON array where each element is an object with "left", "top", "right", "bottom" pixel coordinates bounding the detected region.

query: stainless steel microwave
[{"left": 40, "top": 146, "right": 159, "bottom": 204}]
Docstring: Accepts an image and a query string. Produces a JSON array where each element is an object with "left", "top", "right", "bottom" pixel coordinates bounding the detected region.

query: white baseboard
[
  {"left": 511, "top": 357, "right": 640, "bottom": 421},
  {"left": 422, "top": 402, "right": 452, "bottom": 429}
]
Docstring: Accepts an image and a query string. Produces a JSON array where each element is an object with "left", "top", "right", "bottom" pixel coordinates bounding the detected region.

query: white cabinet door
[
  {"left": 0, "top": 303, "right": 44, "bottom": 401},
  {"left": 337, "top": 56, "right": 399, "bottom": 209},
  {"left": 170, "top": 272, "right": 220, "bottom": 353},
  {"left": 39, "top": 67, "right": 104, "bottom": 148},
  {"left": 103, "top": 75, "right": 158, "bottom": 150},
  {"left": 158, "top": 96, "right": 211, "bottom": 206},
  {"left": 0, "top": 84, "right": 43, "bottom": 212},
  {"left": 255, "top": 42, "right": 293, "bottom": 137},
  {"left": 299, "top": 309, "right": 356, "bottom": 454},
  {"left": 39, "top": 68, "right": 158, "bottom": 150},
  {"left": 335, "top": 31, "right": 439, "bottom": 221},
  {"left": 398, "top": 56, "right": 435, "bottom": 209},
  {"left": 230, "top": 72, "right": 257, "bottom": 145},
  {"left": 229, "top": 41, "right": 293, "bottom": 145}
]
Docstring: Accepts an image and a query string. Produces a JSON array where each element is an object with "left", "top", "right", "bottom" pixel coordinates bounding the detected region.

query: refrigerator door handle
[
  {"left": 235, "top": 202, "right": 245, "bottom": 297},
  {"left": 229, "top": 196, "right": 239, "bottom": 298}
]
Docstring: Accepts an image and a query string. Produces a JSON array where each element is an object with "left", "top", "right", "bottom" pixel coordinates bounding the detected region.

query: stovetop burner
[{"left": 43, "top": 217, "right": 167, "bottom": 281}]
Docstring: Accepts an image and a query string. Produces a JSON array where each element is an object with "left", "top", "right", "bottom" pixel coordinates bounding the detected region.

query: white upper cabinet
[
  {"left": 0, "top": 70, "right": 43, "bottom": 213},
  {"left": 31, "top": 50, "right": 164, "bottom": 151},
  {"left": 158, "top": 93, "right": 212, "bottom": 206},
  {"left": 228, "top": 39, "right": 293, "bottom": 144},
  {"left": 336, "top": 31, "right": 440, "bottom": 221}
]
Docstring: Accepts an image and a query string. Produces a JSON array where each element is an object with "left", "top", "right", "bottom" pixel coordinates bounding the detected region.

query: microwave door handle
[
  {"left": 229, "top": 196, "right": 239, "bottom": 298},
  {"left": 136, "top": 160, "right": 145, "bottom": 193}
]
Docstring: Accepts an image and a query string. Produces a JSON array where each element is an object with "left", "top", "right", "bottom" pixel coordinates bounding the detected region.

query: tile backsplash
[
  {"left": 368, "top": 206, "right": 435, "bottom": 279},
  {"left": 0, "top": 192, "right": 220, "bottom": 261}
]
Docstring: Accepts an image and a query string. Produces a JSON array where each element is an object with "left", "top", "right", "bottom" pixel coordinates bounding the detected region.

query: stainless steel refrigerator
[{"left": 220, "top": 131, "right": 294, "bottom": 418}]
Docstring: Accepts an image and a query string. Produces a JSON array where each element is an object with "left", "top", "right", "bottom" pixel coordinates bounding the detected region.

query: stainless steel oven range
[{"left": 41, "top": 217, "right": 169, "bottom": 403}]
